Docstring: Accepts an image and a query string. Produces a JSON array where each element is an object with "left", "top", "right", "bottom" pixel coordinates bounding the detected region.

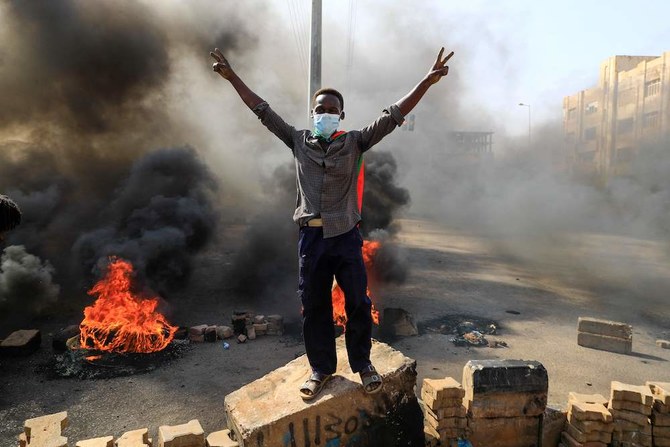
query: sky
[{"left": 275, "top": 0, "right": 670, "bottom": 140}]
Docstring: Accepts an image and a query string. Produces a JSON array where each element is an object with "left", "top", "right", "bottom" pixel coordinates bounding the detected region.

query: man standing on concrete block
[{"left": 211, "top": 46, "right": 454, "bottom": 400}]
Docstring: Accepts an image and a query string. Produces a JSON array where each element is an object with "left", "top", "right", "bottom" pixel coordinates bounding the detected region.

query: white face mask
[{"left": 313, "top": 113, "right": 340, "bottom": 139}]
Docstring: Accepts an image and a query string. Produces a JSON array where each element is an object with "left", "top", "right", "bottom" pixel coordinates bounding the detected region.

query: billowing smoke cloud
[
  {"left": 73, "top": 147, "right": 218, "bottom": 295},
  {"left": 0, "top": 245, "right": 59, "bottom": 313}
]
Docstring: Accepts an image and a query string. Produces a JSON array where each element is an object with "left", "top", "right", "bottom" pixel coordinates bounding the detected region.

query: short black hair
[
  {"left": 312, "top": 87, "right": 344, "bottom": 111},
  {"left": 0, "top": 195, "right": 21, "bottom": 232}
]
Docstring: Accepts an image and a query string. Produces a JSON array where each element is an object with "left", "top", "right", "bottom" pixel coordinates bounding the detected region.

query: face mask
[{"left": 313, "top": 113, "right": 340, "bottom": 139}]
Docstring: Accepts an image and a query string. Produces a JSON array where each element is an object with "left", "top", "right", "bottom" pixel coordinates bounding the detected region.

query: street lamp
[{"left": 518, "top": 103, "right": 531, "bottom": 148}]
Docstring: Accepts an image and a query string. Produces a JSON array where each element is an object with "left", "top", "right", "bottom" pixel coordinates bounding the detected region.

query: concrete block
[
  {"left": 215, "top": 326, "right": 234, "bottom": 340},
  {"left": 158, "top": 420, "right": 204, "bottom": 447},
  {"left": 568, "top": 402, "right": 612, "bottom": 422},
  {"left": 569, "top": 417, "right": 614, "bottom": 434},
  {"left": 236, "top": 334, "right": 247, "bottom": 343},
  {"left": 382, "top": 307, "right": 418, "bottom": 337},
  {"left": 577, "top": 317, "right": 632, "bottom": 339},
  {"left": 653, "top": 410, "right": 670, "bottom": 426},
  {"left": 422, "top": 377, "right": 465, "bottom": 401},
  {"left": 654, "top": 425, "right": 670, "bottom": 437},
  {"left": 423, "top": 425, "right": 440, "bottom": 447},
  {"left": 420, "top": 389, "right": 463, "bottom": 411},
  {"left": 542, "top": 407, "right": 566, "bottom": 447},
  {"left": 462, "top": 359, "right": 548, "bottom": 418},
  {"left": 116, "top": 428, "right": 152, "bottom": 447},
  {"left": 1, "top": 329, "right": 41, "bottom": 356},
  {"left": 75, "top": 436, "right": 114, "bottom": 447},
  {"left": 436, "top": 427, "right": 469, "bottom": 443},
  {"left": 610, "top": 398, "right": 652, "bottom": 414},
  {"left": 205, "top": 430, "right": 238, "bottom": 447},
  {"left": 646, "top": 380, "right": 670, "bottom": 406},
  {"left": 265, "top": 315, "right": 283, "bottom": 335},
  {"left": 655, "top": 400, "right": 670, "bottom": 414},
  {"left": 253, "top": 315, "right": 265, "bottom": 325},
  {"left": 24, "top": 411, "right": 68, "bottom": 446},
  {"left": 611, "top": 381, "right": 653, "bottom": 406},
  {"left": 577, "top": 332, "right": 632, "bottom": 354},
  {"left": 565, "top": 423, "right": 612, "bottom": 444},
  {"left": 468, "top": 416, "right": 540, "bottom": 447},
  {"left": 657, "top": 339, "right": 670, "bottom": 349},
  {"left": 568, "top": 392, "right": 608, "bottom": 406},
  {"left": 224, "top": 337, "right": 422, "bottom": 447}
]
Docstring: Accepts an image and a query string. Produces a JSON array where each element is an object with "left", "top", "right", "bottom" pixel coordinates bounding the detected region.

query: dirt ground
[{"left": 1, "top": 217, "right": 669, "bottom": 445}]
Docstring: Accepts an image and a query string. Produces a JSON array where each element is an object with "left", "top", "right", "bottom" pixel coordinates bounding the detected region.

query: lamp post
[{"left": 518, "top": 102, "right": 531, "bottom": 148}]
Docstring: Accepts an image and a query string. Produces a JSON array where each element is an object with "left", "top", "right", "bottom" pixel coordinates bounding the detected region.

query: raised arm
[
  {"left": 210, "top": 48, "right": 264, "bottom": 110},
  {"left": 396, "top": 47, "right": 454, "bottom": 116}
]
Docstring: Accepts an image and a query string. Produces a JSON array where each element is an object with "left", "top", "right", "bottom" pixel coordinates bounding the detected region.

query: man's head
[
  {"left": 0, "top": 195, "right": 21, "bottom": 241},
  {"left": 311, "top": 87, "right": 345, "bottom": 120}
]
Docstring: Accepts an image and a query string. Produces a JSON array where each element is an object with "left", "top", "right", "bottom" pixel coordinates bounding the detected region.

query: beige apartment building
[{"left": 563, "top": 52, "right": 670, "bottom": 178}]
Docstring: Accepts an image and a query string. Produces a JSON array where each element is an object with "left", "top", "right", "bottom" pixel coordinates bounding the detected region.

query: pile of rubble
[
  {"left": 185, "top": 313, "right": 284, "bottom": 344},
  {"left": 15, "top": 412, "right": 240, "bottom": 447}
]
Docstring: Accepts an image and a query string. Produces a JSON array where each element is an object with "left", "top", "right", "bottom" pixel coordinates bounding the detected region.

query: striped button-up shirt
[{"left": 253, "top": 102, "right": 404, "bottom": 238}]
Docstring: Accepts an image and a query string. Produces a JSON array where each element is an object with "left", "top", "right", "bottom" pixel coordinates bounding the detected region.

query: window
[
  {"left": 584, "top": 127, "right": 597, "bottom": 140},
  {"left": 617, "top": 118, "right": 634, "bottom": 134},
  {"left": 644, "top": 111, "right": 660, "bottom": 129},
  {"left": 585, "top": 101, "right": 598, "bottom": 114},
  {"left": 645, "top": 78, "right": 660, "bottom": 97}
]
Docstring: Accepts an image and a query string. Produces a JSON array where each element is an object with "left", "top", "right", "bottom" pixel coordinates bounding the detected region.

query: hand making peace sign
[
  {"left": 426, "top": 47, "right": 454, "bottom": 85},
  {"left": 210, "top": 48, "right": 235, "bottom": 80}
]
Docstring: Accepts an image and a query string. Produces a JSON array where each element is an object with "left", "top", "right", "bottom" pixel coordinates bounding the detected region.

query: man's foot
[
  {"left": 359, "top": 364, "right": 383, "bottom": 394},
  {"left": 299, "top": 371, "right": 332, "bottom": 401}
]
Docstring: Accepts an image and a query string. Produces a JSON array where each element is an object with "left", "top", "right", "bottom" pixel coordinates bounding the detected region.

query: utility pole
[{"left": 308, "top": 0, "right": 322, "bottom": 120}]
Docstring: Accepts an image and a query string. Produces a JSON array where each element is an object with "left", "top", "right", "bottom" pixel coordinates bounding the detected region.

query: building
[
  {"left": 447, "top": 131, "right": 494, "bottom": 162},
  {"left": 563, "top": 52, "right": 670, "bottom": 178}
]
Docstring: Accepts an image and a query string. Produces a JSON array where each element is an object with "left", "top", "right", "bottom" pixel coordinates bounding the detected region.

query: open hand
[
  {"left": 210, "top": 48, "right": 235, "bottom": 80},
  {"left": 426, "top": 47, "right": 454, "bottom": 85}
]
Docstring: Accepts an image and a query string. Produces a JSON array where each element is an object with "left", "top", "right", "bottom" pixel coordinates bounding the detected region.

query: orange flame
[
  {"left": 80, "top": 258, "right": 177, "bottom": 353},
  {"left": 332, "top": 240, "right": 381, "bottom": 329}
]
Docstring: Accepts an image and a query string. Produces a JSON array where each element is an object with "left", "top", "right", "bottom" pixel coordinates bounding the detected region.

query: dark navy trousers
[{"left": 298, "top": 225, "right": 372, "bottom": 375}]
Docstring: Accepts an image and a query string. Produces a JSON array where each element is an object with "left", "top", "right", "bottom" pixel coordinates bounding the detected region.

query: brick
[
  {"left": 116, "top": 428, "right": 151, "bottom": 447},
  {"left": 655, "top": 425, "right": 670, "bottom": 438},
  {"left": 420, "top": 389, "right": 463, "bottom": 410},
  {"left": 1, "top": 329, "right": 41, "bottom": 356},
  {"left": 423, "top": 425, "right": 440, "bottom": 447},
  {"left": 646, "top": 381, "right": 670, "bottom": 406},
  {"left": 158, "top": 420, "right": 205, "bottom": 447},
  {"left": 569, "top": 418, "right": 614, "bottom": 434},
  {"left": 611, "top": 381, "right": 654, "bottom": 406},
  {"left": 246, "top": 326, "right": 256, "bottom": 340},
  {"left": 654, "top": 436, "right": 670, "bottom": 447},
  {"left": 215, "top": 326, "right": 234, "bottom": 340},
  {"left": 653, "top": 410, "right": 670, "bottom": 426},
  {"left": 236, "top": 334, "right": 247, "bottom": 343},
  {"left": 224, "top": 338, "right": 422, "bottom": 447},
  {"left": 610, "top": 398, "right": 652, "bottom": 414},
  {"left": 560, "top": 431, "right": 608, "bottom": 447},
  {"left": 422, "top": 377, "right": 465, "bottom": 400},
  {"left": 468, "top": 416, "right": 540, "bottom": 447},
  {"left": 253, "top": 315, "right": 265, "bottom": 324},
  {"left": 425, "top": 404, "right": 466, "bottom": 420},
  {"left": 577, "top": 317, "right": 632, "bottom": 339},
  {"left": 265, "top": 315, "right": 283, "bottom": 335},
  {"left": 612, "top": 430, "right": 652, "bottom": 447},
  {"left": 656, "top": 400, "right": 670, "bottom": 414},
  {"left": 425, "top": 413, "right": 467, "bottom": 431},
  {"left": 75, "top": 436, "right": 114, "bottom": 447},
  {"left": 565, "top": 423, "right": 611, "bottom": 444},
  {"left": 610, "top": 408, "right": 650, "bottom": 426},
  {"left": 568, "top": 392, "right": 608, "bottom": 406},
  {"left": 657, "top": 339, "right": 670, "bottom": 349},
  {"left": 24, "top": 411, "right": 68, "bottom": 446},
  {"left": 577, "top": 332, "right": 632, "bottom": 354},
  {"left": 252, "top": 324, "right": 267, "bottom": 336},
  {"left": 205, "top": 430, "right": 239, "bottom": 447},
  {"left": 613, "top": 419, "right": 651, "bottom": 434},
  {"left": 568, "top": 402, "right": 612, "bottom": 422}
]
